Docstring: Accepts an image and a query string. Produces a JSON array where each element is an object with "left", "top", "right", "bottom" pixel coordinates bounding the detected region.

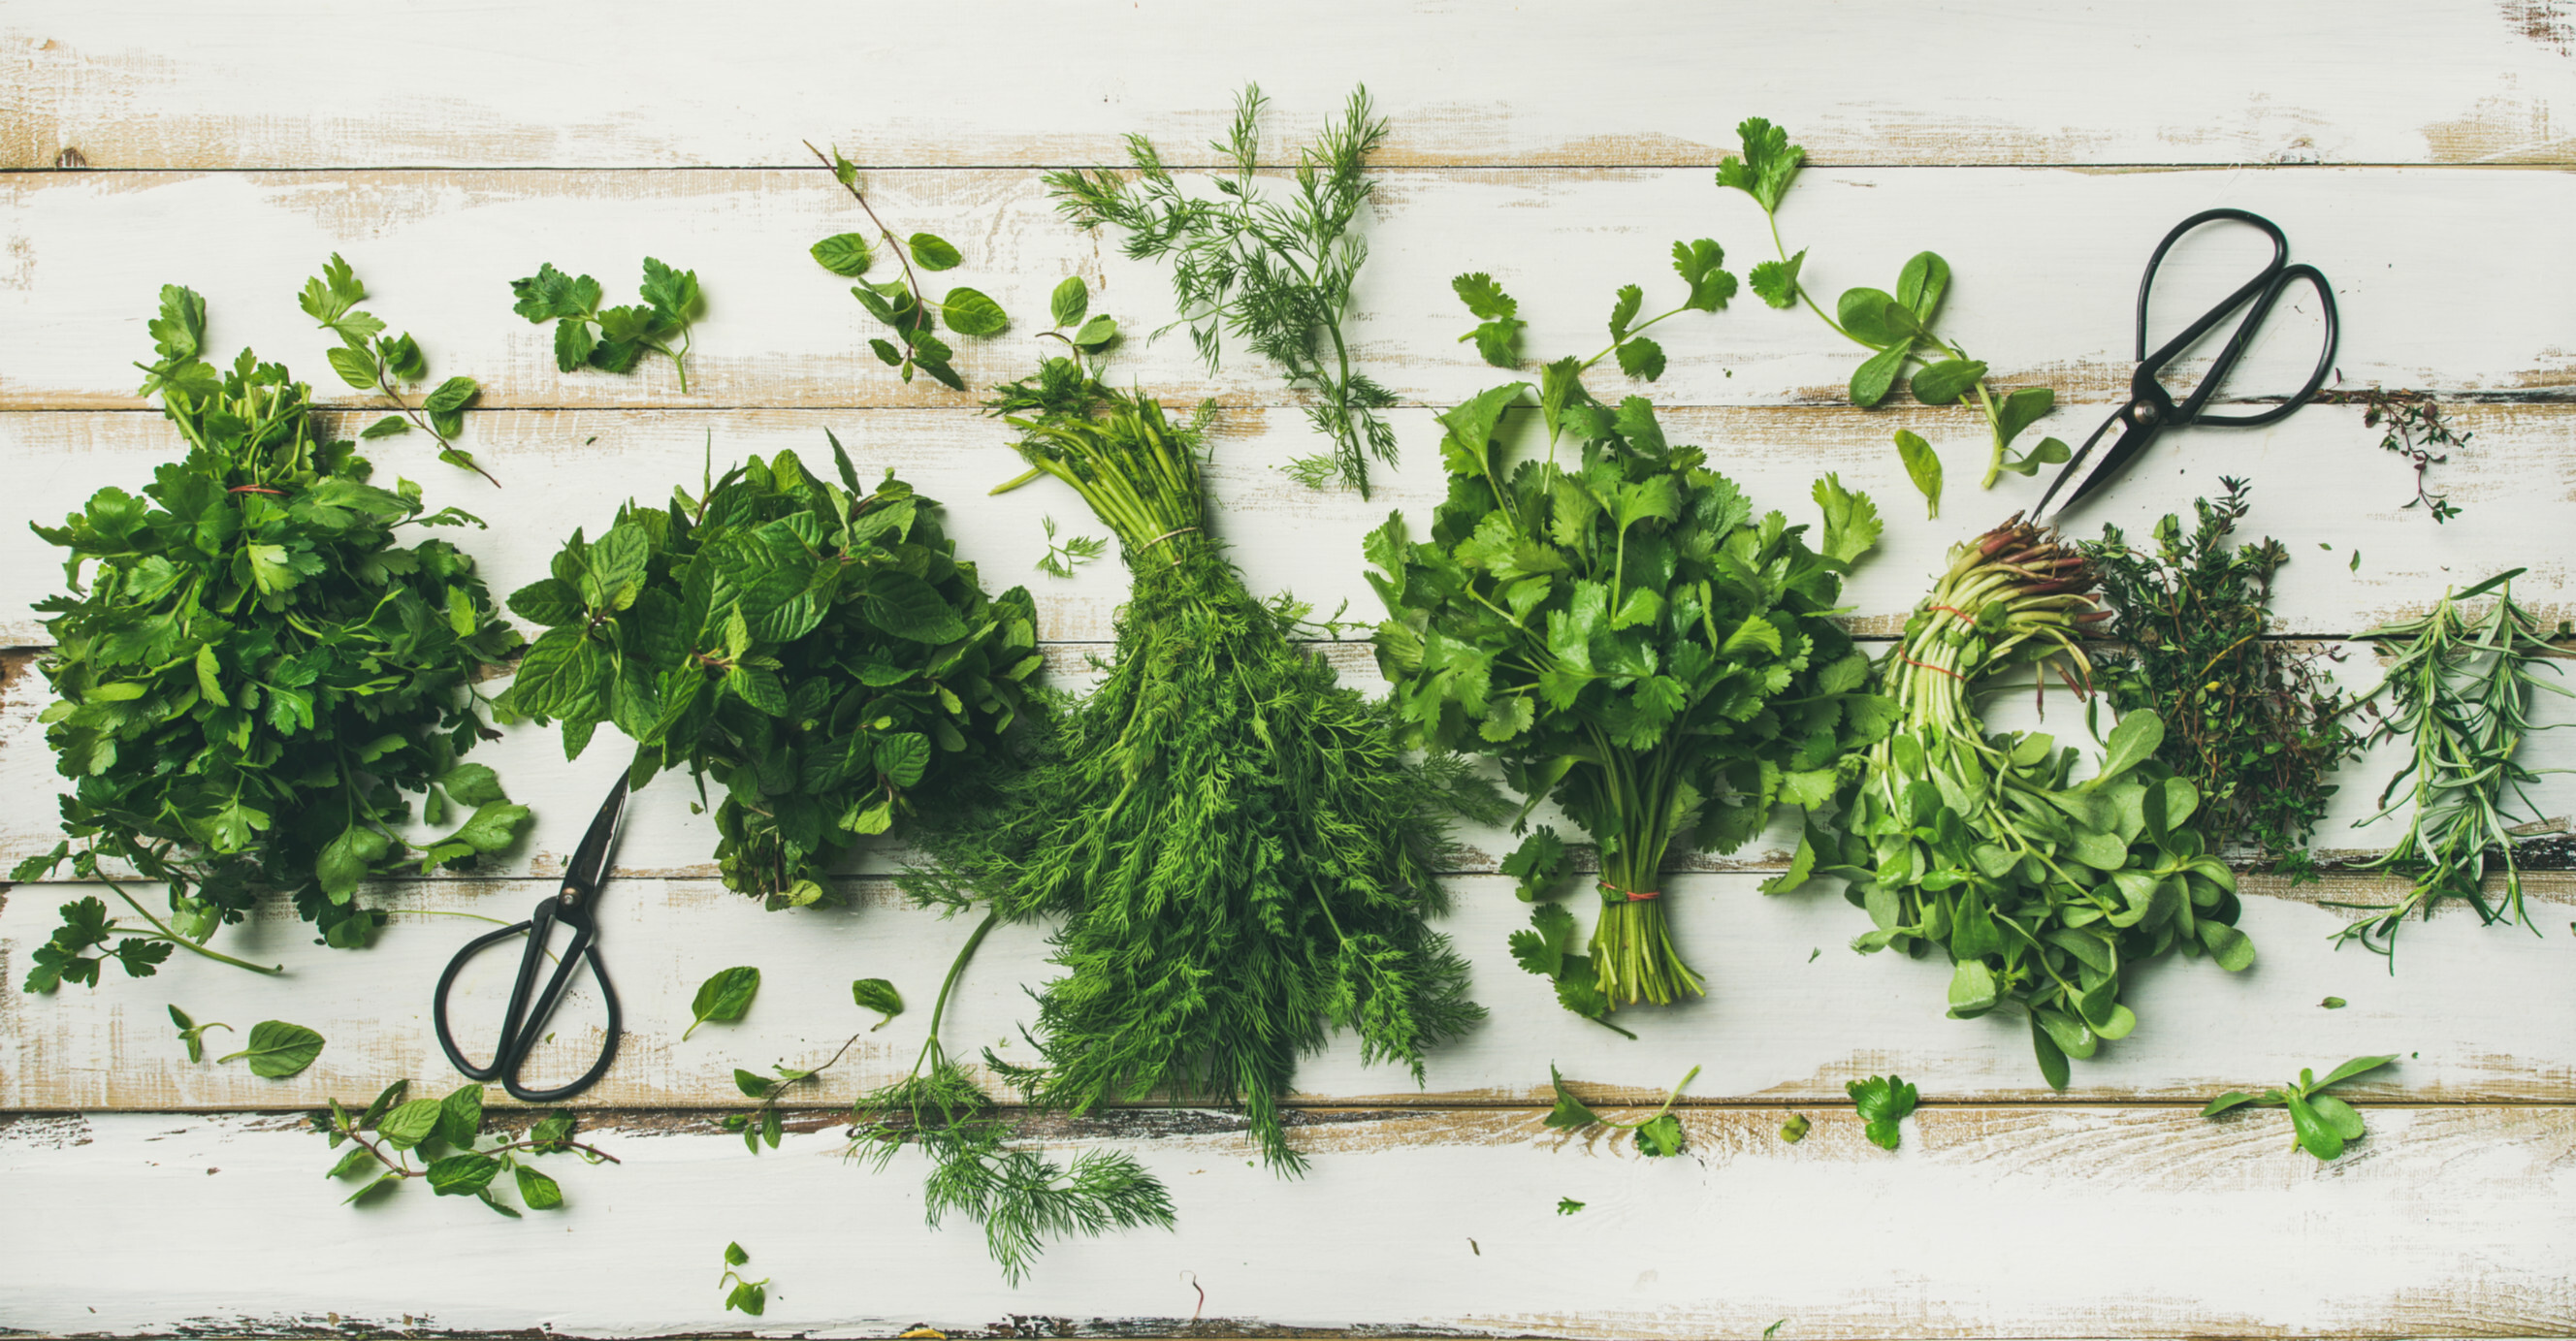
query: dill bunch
[
  {"left": 905, "top": 349, "right": 1484, "bottom": 1173},
  {"left": 848, "top": 912, "right": 1175, "bottom": 1285},
  {"left": 2333, "top": 569, "right": 2570, "bottom": 958},
  {"left": 1045, "top": 84, "right": 1400, "bottom": 496},
  {"left": 2086, "top": 479, "right": 2366, "bottom": 876}
]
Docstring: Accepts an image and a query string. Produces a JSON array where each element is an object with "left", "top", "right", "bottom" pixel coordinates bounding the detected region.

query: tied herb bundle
[
  {"left": 2086, "top": 480, "right": 2365, "bottom": 878},
  {"left": 1368, "top": 274, "right": 1889, "bottom": 1020},
  {"left": 2334, "top": 569, "right": 2569, "bottom": 957},
  {"left": 17, "top": 287, "right": 528, "bottom": 992},
  {"left": 908, "top": 324, "right": 1485, "bottom": 1173},
  {"left": 497, "top": 438, "right": 1042, "bottom": 908},
  {"left": 1780, "top": 518, "right": 2256, "bottom": 1086},
  {"left": 1046, "top": 84, "right": 1399, "bottom": 495}
]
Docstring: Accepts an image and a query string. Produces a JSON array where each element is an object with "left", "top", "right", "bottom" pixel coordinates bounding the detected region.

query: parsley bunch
[
  {"left": 1719, "top": 117, "right": 2068, "bottom": 512},
  {"left": 1370, "top": 268, "right": 1887, "bottom": 1021},
  {"left": 907, "top": 324, "right": 1487, "bottom": 1174},
  {"left": 2086, "top": 480, "right": 2365, "bottom": 876},
  {"left": 496, "top": 438, "right": 1042, "bottom": 908},
  {"left": 1046, "top": 84, "right": 1400, "bottom": 495},
  {"left": 1779, "top": 518, "right": 2257, "bottom": 1085},
  {"left": 16, "top": 287, "right": 529, "bottom": 991}
]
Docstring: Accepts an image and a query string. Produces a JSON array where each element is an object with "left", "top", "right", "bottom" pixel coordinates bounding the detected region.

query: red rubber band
[
  {"left": 1900, "top": 655, "right": 1966, "bottom": 680},
  {"left": 1598, "top": 881, "right": 1661, "bottom": 903}
]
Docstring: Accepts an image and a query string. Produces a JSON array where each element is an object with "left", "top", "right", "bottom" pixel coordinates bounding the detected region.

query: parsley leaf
[
  {"left": 508, "top": 258, "right": 700, "bottom": 392},
  {"left": 1848, "top": 1073, "right": 1917, "bottom": 1151},
  {"left": 1453, "top": 272, "right": 1527, "bottom": 367},
  {"left": 1715, "top": 116, "right": 1804, "bottom": 215}
]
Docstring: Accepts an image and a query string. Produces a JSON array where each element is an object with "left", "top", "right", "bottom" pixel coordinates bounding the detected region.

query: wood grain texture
[
  {"left": 2, "top": 1105, "right": 2570, "bottom": 1337},
  {"left": 8, "top": 0, "right": 2576, "bottom": 170},
  {"left": 5, "top": 869, "right": 2569, "bottom": 1110},
  {"left": 3, "top": 165, "right": 2564, "bottom": 410}
]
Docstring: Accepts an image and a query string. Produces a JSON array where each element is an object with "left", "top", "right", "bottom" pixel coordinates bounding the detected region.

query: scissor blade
[{"left": 562, "top": 777, "right": 630, "bottom": 898}]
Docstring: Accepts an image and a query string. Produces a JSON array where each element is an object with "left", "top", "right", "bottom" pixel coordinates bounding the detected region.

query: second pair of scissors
[{"left": 2036, "top": 208, "right": 2340, "bottom": 521}]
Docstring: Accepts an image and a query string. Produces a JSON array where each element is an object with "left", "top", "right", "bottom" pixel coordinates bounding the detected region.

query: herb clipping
[
  {"left": 495, "top": 437, "right": 1042, "bottom": 908},
  {"left": 2325, "top": 388, "right": 2466, "bottom": 522},
  {"left": 216, "top": 1019, "right": 326, "bottom": 1077},
  {"left": 1773, "top": 517, "right": 2256, "bottom": 1085},
  {"left": 299, "top": 253, "right": 493, "bottom": 485},
  {"left": 2332, "top": 570, "right": 2569, "bottom": 958},
  {"left": 2202, "top": 1055, "right": 2399, "bottom": 1160},
  {"left": 1543, "top": 1064, "right": 1699, "bottom": 1157},
  {"left": 1719, "top": 117, "right": 2068, "bottom": 511},
  {"left": 807, "top": 142, "right": 1014, "bottom": 389},
  {"left": 1849, "top": 1073, "right": 1918, "bottom": 1150},
  {"left": 908, "top": 283, "right": 1488, "bottom": 1178},
  {"left": 2086, "top": 481, "right": 2366, "bottom": 879},
  {"left": 727, "top": 1031, "right": 867, "bottom": 1154},
  {"left": 684, "top": 966, "right": 760, "bottom": 1040},
  {"left": 315, "top": 1079, "right": 617, "bottom": 1216},
  {"left": 719, "top": 1242, "right": 768, "bottom": 1316},
  {"left": 168, "top": 1004, "right": 232, "bottom": 1062},
  {"left": 17, "top": 286, "right": 530, "bottom": 992},
  {"left": 508, "top": 259, "right": 703, "bottom": 392},
  {"left": 1379, "top": 261, "right": 1885, "bottom": 1021},
  {"left": 1046, "top": 84, "right": 1400, "bottom": 495}
]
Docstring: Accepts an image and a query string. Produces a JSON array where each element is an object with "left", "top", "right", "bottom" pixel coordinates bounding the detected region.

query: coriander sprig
[
  {"left": 1542, "top": 1064, "right": 1699, "bottom": 1157},
  {"left": 1719, "top": 117, "right": 2068, "bottom": 511},
  {"left": 1046, "top": 84, "right": 1399, "bottom": 495},
  {"left": 508, "top": 258, "right": 702, "bottom": 392},
  {"left": 299, "top": 253, "right": 493, "bottom": 485}
]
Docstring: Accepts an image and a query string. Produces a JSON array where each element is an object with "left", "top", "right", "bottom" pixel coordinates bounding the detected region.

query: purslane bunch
[
  {"left": 906, "top": 305, "right": 1486, "bottom": 1173},
  {"left": 1775, "top": 517, "right": 2256, "bottom": 1085},
  {"left": 497, "top": 438, "right": 1043, "bottom": 908},
  {"left": 18, "top": 286, "right": 529, "bottom": 992}
]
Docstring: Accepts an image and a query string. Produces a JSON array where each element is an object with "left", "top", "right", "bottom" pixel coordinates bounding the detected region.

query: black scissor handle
[
  {"left": 432, "top": 902, "right": 623, "bottom": 1104},
  {"left": 2133, "top": 208, "right": 2337, "bottom": 428}
]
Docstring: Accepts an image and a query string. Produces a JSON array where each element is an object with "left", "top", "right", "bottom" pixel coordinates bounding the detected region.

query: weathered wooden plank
[
  {"left": 8, "top": 0, "right": 2575, "bottom": 170},
  {"left": 5, "top": 863, "right": 2568, "bottom": 1110},
  {"left": 2, "top": 1104, "right": 2569, "bottom": 1337},
  {"left": 5, "top": 401, "right": 2563, "bottom": 656},
  {"left": 2, "top": 166, "right": 2560, "bottom": 410}
]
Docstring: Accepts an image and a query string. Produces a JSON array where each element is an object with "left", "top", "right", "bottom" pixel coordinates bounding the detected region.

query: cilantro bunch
[
  {"left": 1777, "top": 518, "right": 2257, "bottom": 1085},
  {"left": 1369, "top": 277, "right": 1888, "bottom": 1021},
  {"left": 16, "top": 286, "right": 529, "bottom": 992},
  {"left": 496, "top": 438, "right": 1042, "bottom": 908}
]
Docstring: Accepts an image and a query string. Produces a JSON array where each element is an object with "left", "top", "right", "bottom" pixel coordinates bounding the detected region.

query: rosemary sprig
[
  {"left": 2332, "top": 570, "right": 2571, "bottom": 958},
  {"left": 1045, "top": 84, "right": 1399, "bottom": 495}
]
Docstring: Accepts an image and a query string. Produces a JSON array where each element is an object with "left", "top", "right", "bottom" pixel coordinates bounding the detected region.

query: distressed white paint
[
  {"left": 8, "top": 0, "right": 2576, "bottom": 169},
  {"left": 1, "top": 167, "right": 2565, "bottom": 410},
  {"left": 8, "top": 4, "right": 2576, "bottom": 1335},
  {"left": 3, "top": 1105, "right": 2571, "bottom": 1337}
]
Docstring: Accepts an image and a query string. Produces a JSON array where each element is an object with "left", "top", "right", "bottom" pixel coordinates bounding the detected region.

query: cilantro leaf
[
  {"left": 1717, "top": 116, "right": 1805, "bottom": 215},
  {"left": 1542, "top": 1065, "right": 1600, "bottom": 1130},
  {"left": 1750, "top": 250, "right": 1807, "bottom": 309},
  {"left": 1454, "top": 272, "right": 1526, "bottom": 368},
  {"left": 1670, "top": 239, "right": 1736, "bottom": 313},
  {"left": 1848, "top": 1073, "right": 1918, "bottom": 1151},
  {"left": 1811, "top": 473, "right": 1884, "bottom": 566}
]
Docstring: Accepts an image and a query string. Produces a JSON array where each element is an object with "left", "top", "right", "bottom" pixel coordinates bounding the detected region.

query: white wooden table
[{"left": 5, "top": 3, "right": 2575, "bottom": 1335}]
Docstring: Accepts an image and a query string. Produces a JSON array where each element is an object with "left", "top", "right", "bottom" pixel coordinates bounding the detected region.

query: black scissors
[
  {"left": 433, "top": 777, "right": 627, "bottom": 1102},
  {"left": 2034, "top": 208, "right": 2339, "bottom": 520}
]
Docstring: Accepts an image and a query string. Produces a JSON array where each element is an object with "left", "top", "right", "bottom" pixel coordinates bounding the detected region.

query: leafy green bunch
[
  {"left": 16, "top": 286, "right": 530, "bottom": 991},
  {"left": 1719, "top": 117, "right": 2068, "bottom": 513},
  {"left": 2334, "top": 569, "right": 2568, "bottom": 958},
  {"left": 1777, "top": 517, "right": 2255, "bottom": 1085},
  {"left": 1370, "top": 279, "right": 1887, "bottom": 1022},
  {"left": 314, "top": 1078, "right": 616, "bottom": 1216},
  {"left": 848, "top": 912, "right": 1175, "bottom": 1285},
  {"left": 496, "top": 437, "right": 1043, "bottom": 908},
  {"left": 906, "top": 329, "right": 1487, "bottom": 1175},
  {"left": 508, "top": 258, "right": 702, "bottom": 391},
  {"left": 806, "top": 143, "right": 1017, "bottom": 390},
  {"left": 2086, "top": 480, "right": 2364, "bottom": 876},
  {"left": 298, "top": 253, "right": 492, "bottom": 485},
  {"left": 1046, "top": 84, "right": 1400, "bottom": 495}
]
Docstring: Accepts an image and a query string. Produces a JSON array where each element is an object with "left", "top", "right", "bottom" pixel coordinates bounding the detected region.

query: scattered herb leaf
[
  {"left": 1848, "top": 1073, "right": 1918, "bottom": 1151},
  {"left": 508, "top": 258, "right": 701, "bottom": 392},
  {"left": 217, "top": 1019, "right": 325, "bottom": 1077},
  {"left": 168, "top": 1004, "right": 233, "bottom": 1063},
  {"left": 685, "top": 967, "right": 760, "bottom": 1040},
  {"left": 2200, "top": 1055, "right": 2398, "bottom": 1160}
]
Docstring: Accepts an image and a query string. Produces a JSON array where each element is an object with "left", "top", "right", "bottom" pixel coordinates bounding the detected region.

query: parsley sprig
[
  {"left": 508, "top": 258, "right": 702, "bottom": 392},
  {"left": 1046, "top": 84, "right": 1400, "bottom": 495},
  {"left": 1719, "top": 117, "right": 2069, "bottom": 512},
  {"left": 18, "top": 286, "right": 530, "bottom": 990}
]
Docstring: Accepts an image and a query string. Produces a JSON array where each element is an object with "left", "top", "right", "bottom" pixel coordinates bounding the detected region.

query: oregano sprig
[
  {"left": 314, "top": 1079, "right": 617, "bottom": 1216},
  {"left": 299, "top": 253, "right": 493, "bottom": 485},
  {"left": 1719, "top": 116, "right": 2069, "bottom": 512}
]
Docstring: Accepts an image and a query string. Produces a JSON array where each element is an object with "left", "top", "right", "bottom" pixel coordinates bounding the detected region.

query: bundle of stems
[
  {"left": 905, "top": 352, "right": 1483, "bottom": 1172},
  {"left": 2334, "top": 569, "right": 2570, "bottom": 956}
]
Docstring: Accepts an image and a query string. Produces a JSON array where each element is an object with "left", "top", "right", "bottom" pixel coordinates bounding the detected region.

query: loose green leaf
[
  {"left": 685, "top": 967, "right": 760, "bottom": 1040},
  {"left": 1848, "top": 1073, "right": 1917, "bottom": 1151},
  {"left": 1049, "top": 275, "right": 1090, "bottom": 328},
  {"left": 217, "top": 1020, "right": 326, "bottom": 1078},
  {"left": 1779, "top": 1112, "right": 1811, "bottom": 1143},
  {"left": 1891, "top": 430, "right": 1942, "bottom": 518},
  {"left": 852, "top": 977, "right": 905, "bottom": 1030}
]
